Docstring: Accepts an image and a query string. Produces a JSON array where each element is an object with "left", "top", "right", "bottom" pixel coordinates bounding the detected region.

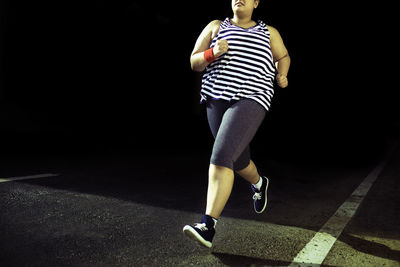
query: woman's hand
[
  {"left": 213, "top": 39, "right": 229, "bottom": 57},
  {"left": 276, "top": 73, "right": 288, "bottom": 88}
]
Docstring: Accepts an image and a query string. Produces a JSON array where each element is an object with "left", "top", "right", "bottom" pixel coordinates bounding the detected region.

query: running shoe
[
  {"left": 183, "top": 215, "right": 215, "bottom": 248},
  {"left": 251, "top": 176, "right": 269, "bottom": 213}
]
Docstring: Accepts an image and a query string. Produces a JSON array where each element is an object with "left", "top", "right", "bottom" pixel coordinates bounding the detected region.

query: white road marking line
[
  {"left": 288, "top": 146, "right": 397, "bottom": 267},
  {"left": 0, "top": 173, "right": 60, "bottom": 183}
]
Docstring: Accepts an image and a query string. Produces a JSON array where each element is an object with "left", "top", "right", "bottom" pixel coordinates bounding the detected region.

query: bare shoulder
[
  {"left": 208, "top": 20, "right": 222, "bottom": 29},
  {"left": 266, "top": 25, "right": 279, "bottom": 36},
  {"left": 207, "top": 20, "right": 222, "bottom": 39},
  {"left": 266, "top": 25, "right": 285, "bottom": 43}
]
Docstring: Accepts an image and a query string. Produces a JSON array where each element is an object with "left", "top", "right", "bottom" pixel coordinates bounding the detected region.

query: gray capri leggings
[{"left": 206, "top": 98, "right": 266, "bottom": 171}]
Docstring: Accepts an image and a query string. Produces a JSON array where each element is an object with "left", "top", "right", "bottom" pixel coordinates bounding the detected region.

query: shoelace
[
  {"left": 253, "top": 192, "right": 262, "bottom": 200},
  {"left": 194, "top": 223, "right": 208, "bottom": 231}
]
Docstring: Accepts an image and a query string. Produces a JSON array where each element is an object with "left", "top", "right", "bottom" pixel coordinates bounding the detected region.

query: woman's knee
[
  {"left": 209, "top": 164, "right": 234, "bottom": 180},
  {"left": 210, "top": 149, "right": 234, "bottom": 170},
  {"left": 210, "top": 163, "right": 233, "bottom": 172}
]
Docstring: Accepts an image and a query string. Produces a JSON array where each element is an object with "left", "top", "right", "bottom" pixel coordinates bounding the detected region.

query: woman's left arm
[{"left": 268, "top": 26, "right": 291, "bottom": 88}]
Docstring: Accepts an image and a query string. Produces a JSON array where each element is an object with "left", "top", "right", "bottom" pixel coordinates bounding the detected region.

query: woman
[{"left": 183, "top": 0, "right": 290, "bottom": 248}]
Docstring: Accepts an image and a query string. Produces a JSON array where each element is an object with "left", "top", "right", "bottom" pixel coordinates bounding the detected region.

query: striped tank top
[{"left": 201, "top": 18, "right": 275, "bottom": 111}]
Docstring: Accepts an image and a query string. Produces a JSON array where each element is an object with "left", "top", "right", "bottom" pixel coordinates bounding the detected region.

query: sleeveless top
[{"left": 201, "top": 18, "right": 275, "bottom": 111}]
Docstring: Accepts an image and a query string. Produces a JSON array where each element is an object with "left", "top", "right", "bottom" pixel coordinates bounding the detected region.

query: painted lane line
[
  {"left": 0, "top": 173, "right": 60, "bottom": 183},
  {"left": 289, "top": 147, "right": 396, "bottom": 267}
]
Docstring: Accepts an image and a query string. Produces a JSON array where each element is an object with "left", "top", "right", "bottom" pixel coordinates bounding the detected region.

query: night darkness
[{"left": 1, "top": 0, "right": 398, "bottom": 164}]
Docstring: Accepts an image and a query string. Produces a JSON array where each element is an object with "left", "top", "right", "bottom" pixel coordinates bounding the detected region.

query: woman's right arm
[{"left": 190, "top": 20, "right": 222, "bottom": 72}]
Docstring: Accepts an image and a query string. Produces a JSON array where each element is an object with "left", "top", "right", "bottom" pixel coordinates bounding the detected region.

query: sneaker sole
[
  {"left": 255, "top": 176, "right": 269, "bottom": 214},
  {"left": 182, "top": 225, "right": 212, "bottom": 248}
]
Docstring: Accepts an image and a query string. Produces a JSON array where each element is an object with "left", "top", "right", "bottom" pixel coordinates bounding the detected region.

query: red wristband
[{"left": 204, "top": 47, "right": 217, "bottom": 63}]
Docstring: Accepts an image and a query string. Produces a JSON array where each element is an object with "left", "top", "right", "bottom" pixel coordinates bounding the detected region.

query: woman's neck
[{"left": 231, "top": 15, "right": 254, "bottom": 28}]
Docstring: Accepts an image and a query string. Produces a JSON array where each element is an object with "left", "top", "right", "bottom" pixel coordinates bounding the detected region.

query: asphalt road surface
[{"left": 1, "top": 141, "right": 399, "bottom": 266}]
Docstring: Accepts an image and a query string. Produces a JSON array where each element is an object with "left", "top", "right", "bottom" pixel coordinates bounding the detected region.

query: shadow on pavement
[{"left": 339, "top": 234, "right": 400, "bottom": 263}]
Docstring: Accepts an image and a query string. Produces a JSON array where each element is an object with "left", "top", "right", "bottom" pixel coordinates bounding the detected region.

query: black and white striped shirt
[{"left": 201, "top": 18, "right": 275, "bottom": 111}]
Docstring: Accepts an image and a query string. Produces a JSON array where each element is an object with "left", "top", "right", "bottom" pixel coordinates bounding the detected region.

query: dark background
[{"left": 0, "top": 0, "right": 398, "bottom": 164}]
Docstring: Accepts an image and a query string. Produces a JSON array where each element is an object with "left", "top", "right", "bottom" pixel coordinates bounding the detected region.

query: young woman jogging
[{"left": 183, "top": 0, "right": 291, "bottom": 248}]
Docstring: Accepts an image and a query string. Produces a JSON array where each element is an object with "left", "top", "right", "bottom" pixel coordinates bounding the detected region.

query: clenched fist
[
  {"left": 213, "top": 39, "right": 229, "bottom": 58},
  {"left": 276, "top": 73, "right": 288, "bottom": 88}
]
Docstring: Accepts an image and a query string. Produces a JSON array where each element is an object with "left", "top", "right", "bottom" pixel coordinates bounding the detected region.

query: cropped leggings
[{"left": 206, "top": 98, "right": 266, "bottom": 171}]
